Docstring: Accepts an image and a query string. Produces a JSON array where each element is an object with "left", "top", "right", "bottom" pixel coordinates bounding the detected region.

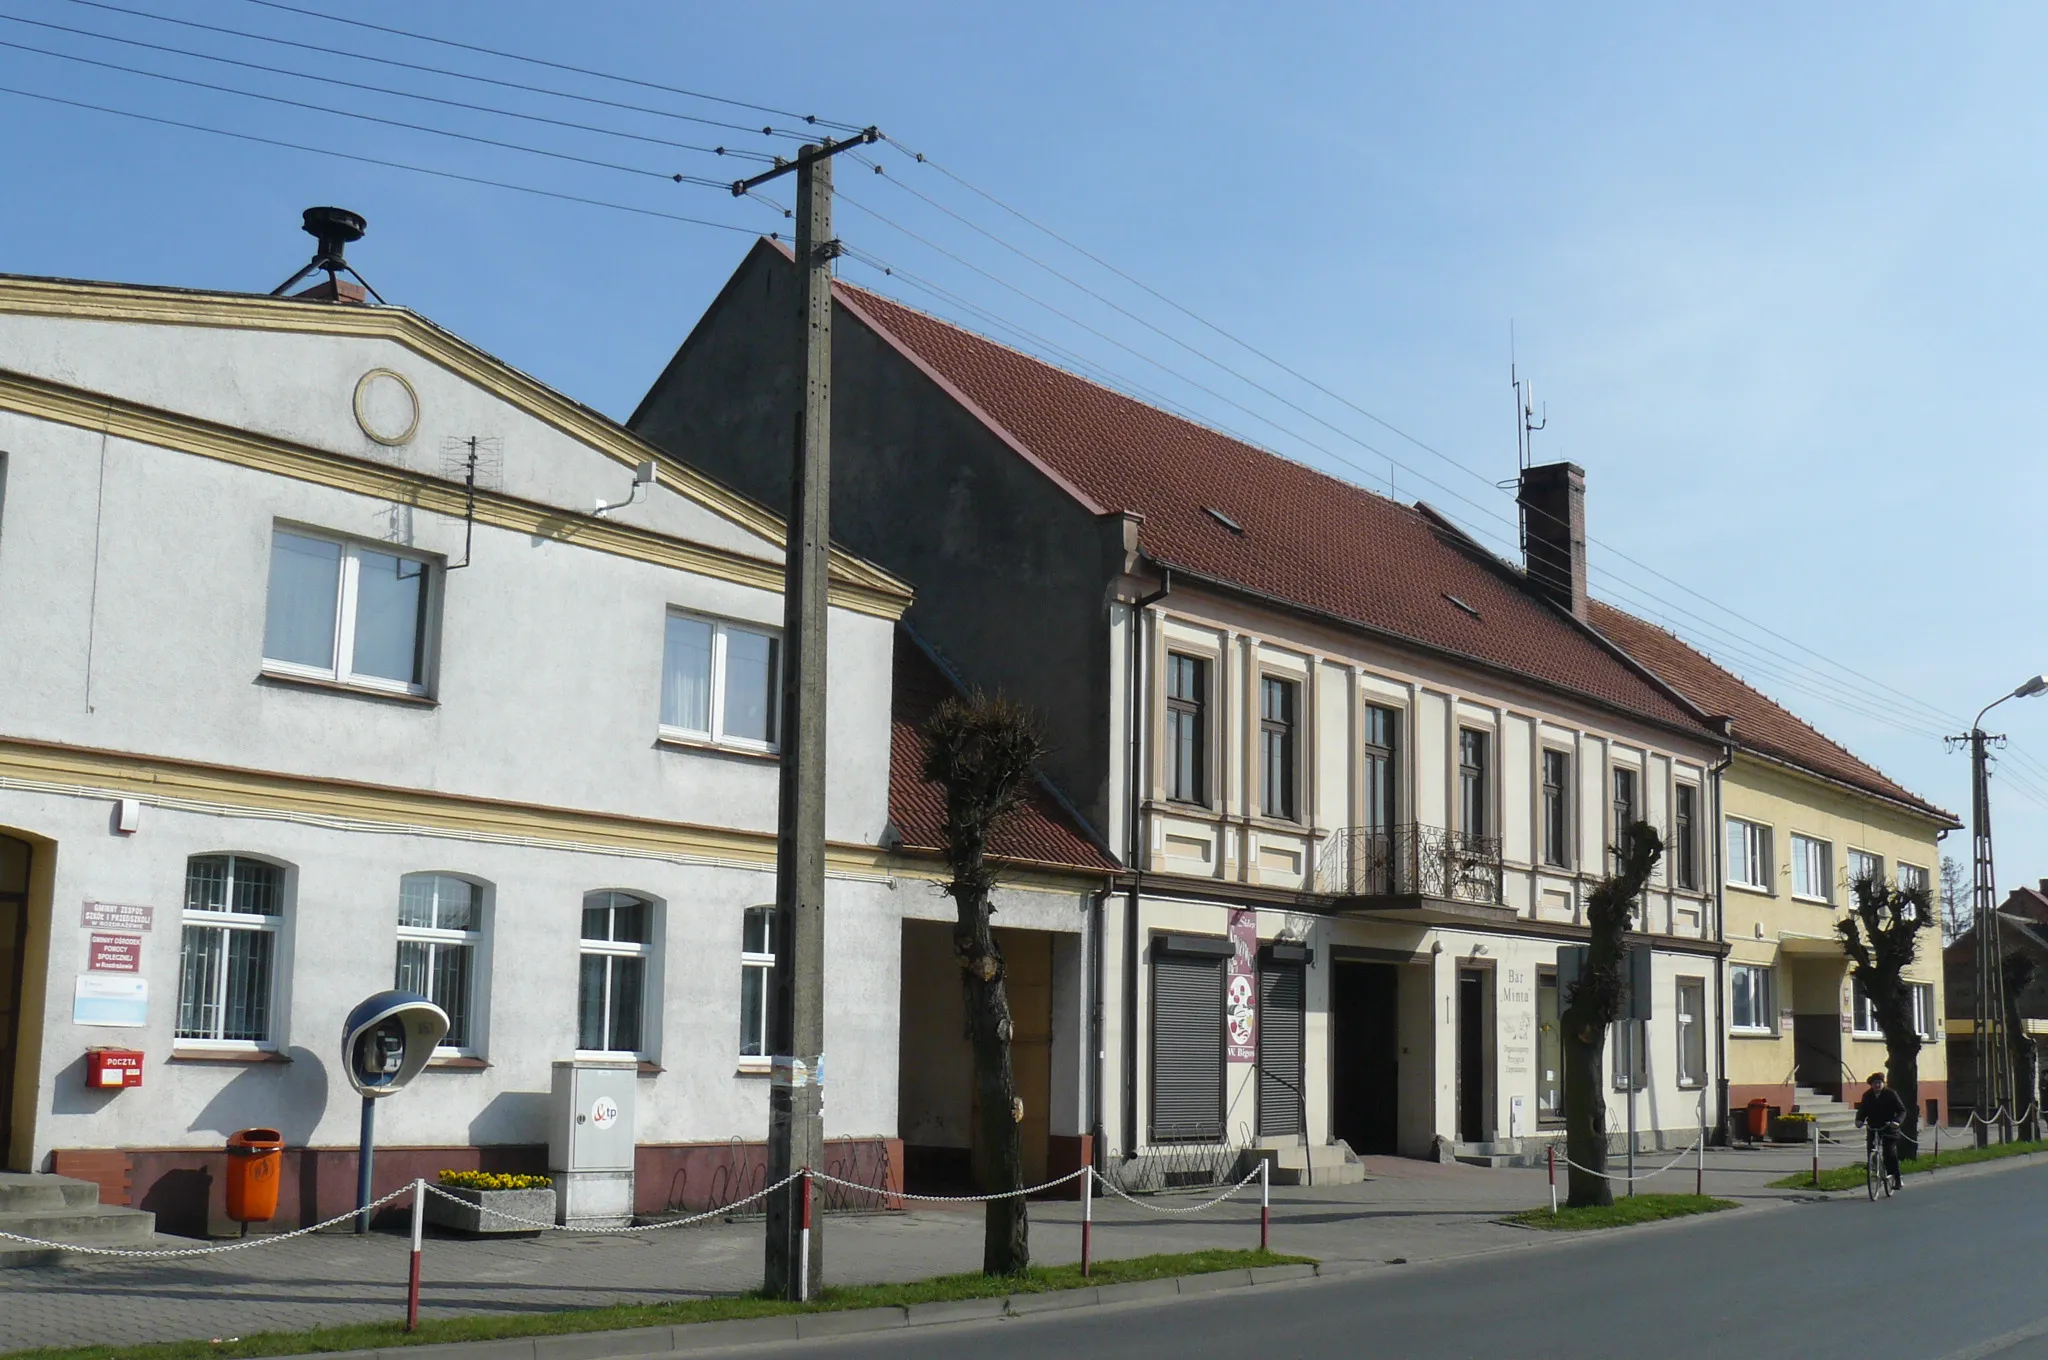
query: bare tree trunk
[
  {"left": 958, "top": 921, "right": 1028, "bottom": 1274},
  {"left": 1562, "top": 1019, "right": 1611, "bottom": 1207}
]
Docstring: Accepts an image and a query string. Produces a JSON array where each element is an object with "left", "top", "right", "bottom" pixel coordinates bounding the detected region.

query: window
[
  {"left": 1541, "top": 750, "right": 1571, "bottom": 868},
  {"left": 579, "top": 891, "right": 653, "bottom": 1056},
  {"left": 1610, "top": 1019, "right": 1647, "bottom": 1091},
  {"left": 740, "top": 906, "right": 776, "bottom": 1061},
  {"left": 396, "top": 874, "right": 482, "bottom": 1054},
  {"left": 1458, "top": 728, "right": 1490, "bottom": 837},
  {"left": 1852, "top": 975, "right": 1882, "bottom": 1035},
  {"left": 1898, "top": 862, "right": 1930, "bottom": 898},
  {"left": 1537, "top": 970, "right": 1563, "bottom": 1120},
  {"left": 1847, "top": 849, "right": 1884, "bottom": 890},
  {"left": 1727, "top": 818, "right": 1771, "bottom": 891},
  {"left": 1791, "top": 834, "right": 1832, "bottom": 903},
  {"left": 1731, "top": 963, "right": 1774, "bottom": 1032},
  {"left": 1165, "top": 654, "right": 1209, "bottom": 805},
  {"left": 1611, "top": 766, "right": 1640, "bottom": 848},
  {"left": 1673, "top": 784, "right": 1700, "bottom": 890},
  {"left": 1259, "top": 676, "right": 1298, "bottom": 820},
  {"left": 1676, "top": 977, "right": 1707, "bottom": 1087},
  {"left": 660, "top": 613, "right": 780, "bottom": 750},
  {"left": 263, "top": 528, "right": 434, "bottom": 694},
  {"left": 1362, "top": 705, "right": 1399, "bottom": 834},
  {"left": 1911, "top": 982, "right": 1936, "bottom": 1039},
  {"left": 175, "top": 854, "right": 283, "bottom": 1046}
]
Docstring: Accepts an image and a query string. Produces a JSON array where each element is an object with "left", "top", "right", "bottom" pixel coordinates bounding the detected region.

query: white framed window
[
  {"left": 396, "top": 874, "right": 483, "bottom": 1056},
  {"left": 1911, "top": 982, "right": 1936, "bottom": 1039},
  {"left": 660, "top": 612, "right": 780, "bottom": 751},
  {"left": 1790, "top": 834, "right": 1832, "bottom": 903},
  {"left": 1898, "top": 862, "right": 1930, "bottom": 897},
  {"left": 1852, "top": 976, "right": 1882, "bottom": 1036},
  {"left": 263, "top": 527, "right": 436, "bottom": 695},
  {"left": 1727, "top": 818, "right": 1771, "bottom": 891},
  {"left": 740, "top": 905, "right": 776, "bottom": 1065},
  {"left": 579, "top": 891, "right": 654, "bottom": 1057},
  {"left": 175, "top": 854, "right": 284, "bottom": 1047},
  {"left": 1676, "top": 976, "right": 1707, "bottom": 1088},
  {"left": 1609, "top": 1018, "right": 1648, "bottom": 1092},
  {"left": 1731, "top": 963, "right": 1774, "bottom": 1032},
  {"left": 1847, "top": 849, "right": 1884, "bottom": 890}
]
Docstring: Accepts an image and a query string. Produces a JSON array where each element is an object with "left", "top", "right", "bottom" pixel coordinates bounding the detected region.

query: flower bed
[{"left": 427, "top": 1170, "right": 556, "bottom": 1235}]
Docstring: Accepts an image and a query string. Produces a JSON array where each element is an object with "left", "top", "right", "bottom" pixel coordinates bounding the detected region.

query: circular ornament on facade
[{"left": 353, "top": 368, "right": 420, "bottom": 446}]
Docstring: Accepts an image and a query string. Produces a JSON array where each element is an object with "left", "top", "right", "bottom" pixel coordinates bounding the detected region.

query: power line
[
  {"left": 231, "top": 0, "right": 863, "bottom": 133},
  {"left": 57, "top": 0, "right": 808, "bottom": 142},
  {"left": 0, "top": 37, "right": 742, "bottom": 189},
  {"left": 0, "top": 84, "right": 772, "bottom": 237},
  {"left": 0, "top": 11, "right": 777, "bottom": 163}
]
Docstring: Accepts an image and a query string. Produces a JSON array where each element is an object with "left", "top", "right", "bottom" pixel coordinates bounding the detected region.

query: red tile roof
[
  {"left": 833, "top": 281, "right": 1711, "bottom": 737},
  {"left": 890, "top": 631, "right": 1119, "bottom": 874},
  {"left": 1588, "top": 601, "right": 1958, "bottom": 826}
]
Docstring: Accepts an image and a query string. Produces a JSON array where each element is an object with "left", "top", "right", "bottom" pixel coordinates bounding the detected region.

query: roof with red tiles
[
  {"left": 831, "top": 280, "right": 1712, "bottom": 738},
  {"left": 890, "top": 631, "right": 1119, "bottom": 874},
  {"left": 1588, "top": 601, "right": 1958, "bottom": 826}
]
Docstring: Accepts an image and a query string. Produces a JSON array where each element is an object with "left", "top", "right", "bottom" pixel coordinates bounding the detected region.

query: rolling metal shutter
[
  {"left": 1150, "top": 950, "right": 1225, "bottom": 1143},
  {"left": 1257, "top": 962, "right": 1306, "bottom": 1137}
]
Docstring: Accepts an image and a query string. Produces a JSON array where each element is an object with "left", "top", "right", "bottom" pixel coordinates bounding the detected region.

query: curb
[
  {"left": 308, "top": 1264, "right": 1330, "bottom": 1360},
  {"left": 1769, "top": 1145, "right": 2048, "bottom": 1197}
]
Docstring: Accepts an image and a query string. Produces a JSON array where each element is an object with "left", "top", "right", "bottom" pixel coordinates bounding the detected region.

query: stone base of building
[{"left": 51, "top": 1137, "right": 904, "bottom": 1237}]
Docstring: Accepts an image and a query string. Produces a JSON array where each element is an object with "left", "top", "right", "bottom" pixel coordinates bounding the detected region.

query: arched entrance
[{"left": 0, "top": 833, "right": 30, "bottom": 1168}]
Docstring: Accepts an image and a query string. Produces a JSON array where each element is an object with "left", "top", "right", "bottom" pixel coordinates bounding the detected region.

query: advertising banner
[{"left": 1225, "top": 908, "right": 1258, "bottom": 1062}]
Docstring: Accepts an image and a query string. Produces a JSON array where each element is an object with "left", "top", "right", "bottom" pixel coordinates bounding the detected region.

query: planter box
[
  {"left": 425, "top": 1186, "right": 555, "bottom": 1235},
  {"left": 1770, "top": 1118, "right": 1816, "bottom": 1144}
]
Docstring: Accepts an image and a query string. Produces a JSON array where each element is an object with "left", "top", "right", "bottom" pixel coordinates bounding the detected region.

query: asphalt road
[{"left": 730, "top": 1162, "right": 2048, "bottom": 1360}]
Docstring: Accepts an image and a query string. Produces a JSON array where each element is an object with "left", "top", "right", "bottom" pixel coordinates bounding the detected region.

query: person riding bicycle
[{"left": 1855, "top": 1071, "right": 1907, "bottom": 1191}]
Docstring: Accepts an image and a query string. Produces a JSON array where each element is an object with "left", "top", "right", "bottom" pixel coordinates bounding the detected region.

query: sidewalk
[{"left": 0, "top": 1143, "right": 1866, "bottom": 1354}]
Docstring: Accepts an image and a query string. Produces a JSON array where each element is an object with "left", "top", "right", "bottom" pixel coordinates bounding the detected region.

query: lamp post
[{"left": 1961, "top": 675, "right": 2048, "bottom": 1138}]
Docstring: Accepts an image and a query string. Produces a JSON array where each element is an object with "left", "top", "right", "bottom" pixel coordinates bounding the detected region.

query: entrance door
[
  {"left": 1256, "top": 961, "right": 1305, "bottom": 1138},
  {"left": 0, "top": 835, "right": 30, "bottom": 1166},
  {"left": 1457, "top": 969, "right": 1486, "bottom": 1144},
  {"left": 1331, "top": 962, "right": 1398, "bottom": 1155}
]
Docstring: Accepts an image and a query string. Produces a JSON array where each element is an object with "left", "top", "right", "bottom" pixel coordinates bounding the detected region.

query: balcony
[{"left": 1314, "top": 823, "right": 1505, "bottom": 910}]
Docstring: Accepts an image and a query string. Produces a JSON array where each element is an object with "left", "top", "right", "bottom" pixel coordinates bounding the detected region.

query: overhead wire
[
  {"left": 0, "top": 12, "right": 778, "bottom": 163},
  {"left": 0, "top": 84, "right": 773, "bottom": 236}
]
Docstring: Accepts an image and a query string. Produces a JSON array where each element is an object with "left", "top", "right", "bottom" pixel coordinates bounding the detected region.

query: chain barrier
[
  {"left": 0, "top": 1183, "right": 416, "bottom": 1258},
  {"left": 1555, "top": 1137, "right": 1703, "bottom": 1185},
  {"left": 420, "top": 1173, "right": 800, "bottom": 1234},
  {"left": 1088, "top": 1163, "right": 1265, "bottom": 1215},
  {"left": 1962, "top": 1103, "right": 2041, "bottom": 1128},
  {"left": 808, "top": 1166, "right": 1089, "bottom": 1204}
]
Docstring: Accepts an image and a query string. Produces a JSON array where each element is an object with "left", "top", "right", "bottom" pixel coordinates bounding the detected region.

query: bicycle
[{"left": 1865, "top": 1120, "right": 1901, "bottom": 1201}]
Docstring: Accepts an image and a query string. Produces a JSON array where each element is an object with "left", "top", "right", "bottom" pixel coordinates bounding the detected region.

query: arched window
[
  {"left": 397, "top": 874, "right": 484, "bottom": 1055},
  {"left": 176, "top": 854, "right": 284, "bottom": 1046},
  {"left": 579, "top": 891, "right": 654, "bottom": 1056}
]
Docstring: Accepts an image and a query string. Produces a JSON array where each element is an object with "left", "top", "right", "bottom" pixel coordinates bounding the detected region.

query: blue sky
[{"left": 5, "top": 1, "right": 2045, "bottom": 883}]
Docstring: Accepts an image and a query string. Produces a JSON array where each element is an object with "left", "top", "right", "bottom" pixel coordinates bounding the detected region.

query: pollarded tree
[
  {"left": 1561, "top": 821, "right": 1663, "bottom": 1208},
  {"left": 921, "top": 689, "right": 1046, "bottom": 1276},
  {"left": 1836, "top": 871, "right": 1935, "bottom": 1150}
]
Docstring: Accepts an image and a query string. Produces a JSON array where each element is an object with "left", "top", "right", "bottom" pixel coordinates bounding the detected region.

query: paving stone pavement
[{"left": 0, "top": 1141, "right": 1872, "bottom": 1353}]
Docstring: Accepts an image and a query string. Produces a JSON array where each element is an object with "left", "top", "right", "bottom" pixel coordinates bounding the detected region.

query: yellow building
[{"left": 1593, "top": 605, "right": 1959, "bottom": 1120}]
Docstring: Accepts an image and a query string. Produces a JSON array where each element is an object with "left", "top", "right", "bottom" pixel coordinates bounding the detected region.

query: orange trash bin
[
  {"left": 225, "top": 1127, "right": 285, "bottom": 1223},
  {"left": 1746, "top": 1098, "right": 1771, "bottom": 1138}
]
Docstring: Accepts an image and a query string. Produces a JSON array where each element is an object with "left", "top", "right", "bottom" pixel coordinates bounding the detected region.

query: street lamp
[{"left": 1965, "top": 674, "right": 2048, "bottom": 1136}]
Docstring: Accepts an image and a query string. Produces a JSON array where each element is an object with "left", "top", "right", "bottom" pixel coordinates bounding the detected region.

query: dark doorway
[
  {"left": 0, "top": 834, "right": 30, "bottom": 1166},
  {"left": 1793, "top": 1015, "right": 1844, "bottom": 1100},
  {"left": 1457, "top": 969, "right": 1486, "bottom": 1143},
  {"left": 1331, "top": 962, "right": 1398, "bottom": 1155}
]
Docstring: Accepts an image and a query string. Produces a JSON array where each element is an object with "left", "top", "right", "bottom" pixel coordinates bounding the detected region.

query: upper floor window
[
  {"left": 264, "top": 528, "right": 434, "bottom": 695},
  {"left": 1165, "top": 653, "right": 1209, "bottom": 806},
  {"left": 1259, "top": 676, "right": 1298, "bottom": 821},
  {"left": 661, "top": 612, "right": 780, "bottom": 750},
  {"left": 1611, "top": 766, "right": 1640, "bottom": 847},
  {"left": 1457, "top": 729, "right": 1490, "bottom": 837},
  {"left": 1847, "top": 849, "right": 1884, "bottom": 891},
  {"left": 1791, "top": 833, "right": 1832, "bottom": 903},
  {"left": 740, "top": 905, "right": 776, "bottom": 1062},
  {"left": 1540, "top": 749, "right": 1571, "bottom": 867},
  {"left": 1898, "top": 862, "right": 1930, "bottom": 898},
  {"left": 1363, "top": 705, "right": 1399, "bottom": 834},
  {"left": 175, "top": 854, "right": 284, "bottom": 1046},
  {"left": 1673, "top": 783, "right": 1701, "bottom": 890},
  {"left": 1727, "top": 818, "right": 1771, "bottom": 891},
  {"left": 579, "top": 891, "right": 655, "bottom": 1057},
  {"left": 396, "top": 874, "right": 483, "bottom": 1055}
]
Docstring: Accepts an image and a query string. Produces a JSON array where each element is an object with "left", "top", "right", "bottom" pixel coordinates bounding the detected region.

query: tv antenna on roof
[{"left": 440, "top": 436, "right": 502, "bottom": 570}]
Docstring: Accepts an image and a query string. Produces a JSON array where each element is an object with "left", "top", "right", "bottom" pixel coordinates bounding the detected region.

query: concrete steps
[
  {"left": 1794, "top": 1086, "right": 1860, "bottom": 1144},
  {"left": 0, "top": 1173, "right": 156, "bottom": 1268},
  {"left": 1261, "top": 1140, "right": 1366, "bottom": 1186},
  {"left": 1454, "top": 1140, "right": 1553, "bottom": 1169}
]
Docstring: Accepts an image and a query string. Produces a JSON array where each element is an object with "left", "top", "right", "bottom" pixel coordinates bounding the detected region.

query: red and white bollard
[
  {"left": 1547, "top": 1143, "right": 1557, "bottom": 1215},
  {"left": 1081, "top": 1166, "right": 1093, "bottom": 1278},
  {"left": 1259, "top": 1157, "right": 1270, "bottom": 1253},
  {"left": 1811, "top": 1119, "right": 1821, "bottom": 1188},
  {"left": 405, "top": 1177, "right": 425, "bottom": 1331},
  {"left": 798, "top": 1169, "right": 813, "bottom": 1303}
]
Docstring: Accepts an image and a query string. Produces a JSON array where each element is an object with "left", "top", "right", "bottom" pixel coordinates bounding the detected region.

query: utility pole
[{"left": 732, "top": 127, "right": 878, "bottom": 1303}]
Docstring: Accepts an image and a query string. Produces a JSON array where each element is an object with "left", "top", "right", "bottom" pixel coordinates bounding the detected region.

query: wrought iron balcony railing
[{"left": 1314, "top": 822, "right": 1504, "bottom": 905}]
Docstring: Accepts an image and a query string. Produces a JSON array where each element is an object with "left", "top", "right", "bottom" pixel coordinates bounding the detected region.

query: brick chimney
[{"left": 1518, "top": 461, "right": 1588, "bottom": 621}]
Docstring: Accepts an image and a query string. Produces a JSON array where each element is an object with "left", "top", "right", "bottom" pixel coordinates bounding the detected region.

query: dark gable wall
[{"left": 631, "top": 243, "right": 1125, "bottom": 845}]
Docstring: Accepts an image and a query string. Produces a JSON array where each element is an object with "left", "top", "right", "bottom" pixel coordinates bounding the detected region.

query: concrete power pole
[{"left": 733, "top": 127, "right": 877, "bottom": 1303}]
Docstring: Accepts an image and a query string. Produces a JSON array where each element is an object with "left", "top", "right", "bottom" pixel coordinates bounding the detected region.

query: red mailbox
[{"left": 87, "top": 1048, "right": 143, "bottom": 1090}]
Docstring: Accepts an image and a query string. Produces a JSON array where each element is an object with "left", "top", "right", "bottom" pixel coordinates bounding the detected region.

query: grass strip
[
  {"left": 1503, "top": 1193, "right": 1736, "bottom": 1231},
  {"left": 0, "top": 1247, "right": 1312, "bottom": 1360},
  {"left": 1767, "top": 1136, "right": 2048, "bottom": 1191}
]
